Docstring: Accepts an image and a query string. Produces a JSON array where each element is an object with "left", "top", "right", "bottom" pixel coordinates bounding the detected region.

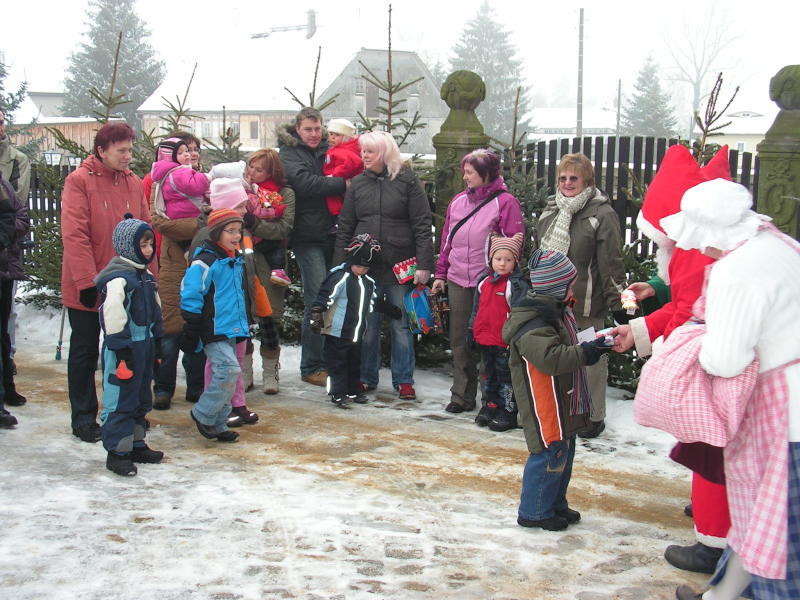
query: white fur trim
[
  {"left": 695, "top": 527, "right": 727, "bottom": 549},
  {"left": 629, "top": 316, "right": 653, "bottom": 357}
]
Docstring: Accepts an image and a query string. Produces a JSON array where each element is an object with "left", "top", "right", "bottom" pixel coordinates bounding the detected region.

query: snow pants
[
  {"left": 324, "top": 335, "right": 361, "bottom": 398},
  {"left": 100, "top": 337, "right": 155, "bottom": 454}
]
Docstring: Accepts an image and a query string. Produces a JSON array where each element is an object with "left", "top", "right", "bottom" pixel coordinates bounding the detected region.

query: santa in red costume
[{"left": 612, "top": 144, "right": 732, "bottom": 575}]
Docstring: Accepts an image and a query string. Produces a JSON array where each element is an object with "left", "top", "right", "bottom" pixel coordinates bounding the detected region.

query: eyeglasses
[
  {"left": 221, "top": 228, "right": 242, "bottom": 236},
  {"left": 558, "top": 175, "right": 580, "bottom": 183}
]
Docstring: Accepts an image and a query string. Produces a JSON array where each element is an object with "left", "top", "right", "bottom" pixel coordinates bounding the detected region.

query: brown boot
[{"left": 261, "top": 347, "right": 280, "bottom": 394}]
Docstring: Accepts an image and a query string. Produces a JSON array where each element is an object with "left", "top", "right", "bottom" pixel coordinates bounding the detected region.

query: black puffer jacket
[
  {"left": 0, "top": 176, "right": 30, "bottom": 281},
  {"left": 333, "top": 167, "right": 433, "bottom": 285},
  {"left": 277, "top": 124, "right": 345, "bottom": 246}
]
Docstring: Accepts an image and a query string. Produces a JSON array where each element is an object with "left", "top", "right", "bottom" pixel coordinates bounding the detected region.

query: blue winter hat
[
  {"left": 528, "top": 248, "right": 577, "bottom": 300},
  {"left": 112, "top": 213, "right": 155, "bottom": 265}
]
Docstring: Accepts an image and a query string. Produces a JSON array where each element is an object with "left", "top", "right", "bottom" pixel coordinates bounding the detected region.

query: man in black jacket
[
  {"left": 278, "top": 107, "right": 347, "bottom": 386},
  {"left": 0, "top": 174, "right": 21, "bottom": 427}
]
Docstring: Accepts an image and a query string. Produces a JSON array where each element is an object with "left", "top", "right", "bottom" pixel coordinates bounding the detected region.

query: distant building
[
  {"left": 527, "top": 107, "right": 618, "bottom": 141},
  {"left": 693, "top": 109, "right": 776, "bottom": 154},
  {"left": 316, "top": 48, "right": 447, "bottom": 155}
]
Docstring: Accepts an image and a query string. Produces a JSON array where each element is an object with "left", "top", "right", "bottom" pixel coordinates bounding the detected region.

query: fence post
[
  {"left": 432, "top": 71, "right": 490, "bottom": 245},
  {"left": 756, "top": 65, "right": 800, "bottom": 239}
]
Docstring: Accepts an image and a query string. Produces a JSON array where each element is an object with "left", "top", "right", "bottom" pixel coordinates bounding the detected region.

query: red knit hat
[
  {"left": 637, "top": 145, "right": 731, "bottom": 246},
  {"left": 207, "top": 208, "right": 243, "bottom": 241}
]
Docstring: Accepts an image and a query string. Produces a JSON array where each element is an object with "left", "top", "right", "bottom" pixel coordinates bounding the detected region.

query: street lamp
[
  {"left": 66, "top": 155, "right": 81, "bottom": 168},
  {"left": 43, "top": 151, "right": 62, "bottom": 167}
]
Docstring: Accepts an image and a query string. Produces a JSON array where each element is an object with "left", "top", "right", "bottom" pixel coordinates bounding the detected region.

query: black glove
[
  {"left": 154, "top": 338, "right": 164, "bottom": 369},
  {"left": 79, "top": 286, "right": 98, "bottom": 309},
  {"left": 580, "top": 338, "right": 612, "bottom": 366},
  {"left": 115, "top": 347, "right": 134, "bottom": 381},
  {"left": 612, "top": 309, "right": 632, "bottom": 325},
  {"left": 309, "top": 307, "right": 323, "bottom": 334},
  {"left": 242, "top": 212, "right": 256, "bottom": 229},
  {"left": 383, "top": 302, "right": 403, "bottom": 320},
  {"left": 178, "top": 320, "right": 202, "bottom": 353}
]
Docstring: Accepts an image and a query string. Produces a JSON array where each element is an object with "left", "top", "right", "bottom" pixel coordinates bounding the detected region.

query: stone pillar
[
  {"left": 432, "top": 71, "right": 490, "bottom": 245},
  {"left": 757, "top": 65, "right": 800, "bottom": 239}
]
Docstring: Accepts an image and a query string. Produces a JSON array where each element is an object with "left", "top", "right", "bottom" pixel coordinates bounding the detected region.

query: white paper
[{"left": 576, "top": 326, "right": 597, "bottom": 343}]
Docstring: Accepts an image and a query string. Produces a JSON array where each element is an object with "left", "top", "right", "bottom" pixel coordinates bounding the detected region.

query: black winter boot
[
  {"left": 0, "top": 408, "right": 18, "bottom": 427},
  {"left": 475, "top": 402, "right": 498, "bottom": 427},
  {"left": 517, "top": 515, "right": 568, "bottom": 531},
  {"left": 664, "top": 542, "right": 723, "bottom": 574},
  {"left": 106, "top": 452, "right": 137, "bottom": 476},
  {"left": 131, "top": 444, "right": 164, "bottom": 464},
  {"left": 488, "top": 390, "right": 517, "bottom": 431}
]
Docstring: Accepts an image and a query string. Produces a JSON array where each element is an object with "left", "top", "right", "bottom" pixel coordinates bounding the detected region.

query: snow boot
[
  {"left": 330, "top": 394, "right": 352, "bottom": 409},
  {"left": 106, "top": 452, "right": 137, "bottom": 476},
  {"left": 216, "top": 430, "right": 239, "bottom": 443},
  {"left": 261, "top": 347, "right": 280, "bottom": 394},
  {"left": 475, "top": 401, "right": 498, "bottom": 427},
  {"left": 242, "top": 351, "right": 254, "bottom": 392},
  {"left": 348, "top": 393, "right": 368, "bottom": 404},
  {"left": 131, "top": 444, "right": 164, "bottom": 464},
  {"left": 517, "top": 515, "right": 568, "bottom": 531},
  {"left": 556, "top": 507, "right": 581, "bottom": 524},
  {"left": 0, "top": 408, "right": 18, "bottom": 427},
  {"left": 664, "top": 542, "right": 723, "bottom": 574},
  {"left": 488, "top": 387, "right": 517, "bottom": 431},
  {"left": 153, "top": 393, "right": 171, "bottom": 410}
]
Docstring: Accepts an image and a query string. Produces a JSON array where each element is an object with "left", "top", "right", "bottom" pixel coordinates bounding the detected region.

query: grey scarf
[{"left": 539, "top": 186, "right": 595, "bottom": 254}]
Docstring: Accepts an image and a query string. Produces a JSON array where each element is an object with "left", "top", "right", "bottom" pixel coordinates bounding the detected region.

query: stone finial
[
  {"left": 440, "top": 70, "right": 486, "bottom": 111},
  {"left": 769, "top": 65, "right": 800, "bottom": 110}
]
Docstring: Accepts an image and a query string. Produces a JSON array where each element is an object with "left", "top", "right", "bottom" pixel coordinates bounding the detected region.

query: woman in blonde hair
[
  {"left": 333, "top": 131, "right": 433, "bottom": 400},
  {"left": 535, "top": 153, "right": 627, "bottom": 438}
]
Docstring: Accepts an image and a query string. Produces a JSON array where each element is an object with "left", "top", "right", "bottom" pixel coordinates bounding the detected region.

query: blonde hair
[
  {"left": 557, "top": 153, "right": 595, "bottom": 187},
  {"left": 359, "top": 131, "right": 405, "bottom": 180}
]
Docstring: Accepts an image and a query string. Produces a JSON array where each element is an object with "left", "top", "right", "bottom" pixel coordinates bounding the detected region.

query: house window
[
  {"left": 354, "top": 78, "right": 365, "bottom": 94},
  {"left": 250, "top": 120, "right": 259, "bottom": 139},
  {"left": 736, "top": 142, "right": 745, "bottom": 153},
  {"left": 202, "top": 122, "right": 213, "bottom": 138},
  {"left": 230, "top": 122, "right": 240, "bottom": 136}
]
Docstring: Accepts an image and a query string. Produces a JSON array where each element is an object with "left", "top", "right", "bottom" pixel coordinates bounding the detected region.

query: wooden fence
[{"left": 501, "top": 136, "right": 758, "bottom": 248}]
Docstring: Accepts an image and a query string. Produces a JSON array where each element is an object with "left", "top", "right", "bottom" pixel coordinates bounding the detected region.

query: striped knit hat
[
  {"left": 487, "top": 232, "right": 523, "bottom": 263},
  {"left": 156, "top": 137, "right": 184, "bottom": 163},
  {"left": 528, "top": 248, "right": 577, "bottom": 300},
  {"left": 207, "top": 208, "right": 243, "bottom": 241},
  {"left": 112, "top": 213, "right": 154, "bottom": 265}
]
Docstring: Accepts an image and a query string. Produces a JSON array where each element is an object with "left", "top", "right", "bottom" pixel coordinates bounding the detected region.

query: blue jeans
[
  {"left": 360, "top": 283, "right": 414, "bottom": 389},
  {"left": 294, "top": 243, "right": 332, "bottom": 377},
  {"left": 153, "top": 332, "right": 206, "bottom": 399},
  {"left": 518, "top": 437, "right": 576, "bottom": 520},
  {"left": 192, "top": 339, "right": 240, "bottom": 432}
]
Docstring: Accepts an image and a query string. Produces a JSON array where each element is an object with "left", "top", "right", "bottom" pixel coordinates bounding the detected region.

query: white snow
[{"left": 0, "top": 302, "right": 709, "bottom": 599}]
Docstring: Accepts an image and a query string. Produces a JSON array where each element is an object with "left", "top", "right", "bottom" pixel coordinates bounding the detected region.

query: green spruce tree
[
  {"left": 62, "top": 0, "right": 164, "bottom": 126},
  {"left": 621, "top": 57, "right": 678, "bottom": 137},
  {"left": 449, "top": 2, "right": 531, "bottom": 143}
]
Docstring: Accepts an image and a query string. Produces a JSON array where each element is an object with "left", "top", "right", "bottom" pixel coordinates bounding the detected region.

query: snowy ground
[{"left": 0, "top": 303, "right": 710, "bottom": 599}]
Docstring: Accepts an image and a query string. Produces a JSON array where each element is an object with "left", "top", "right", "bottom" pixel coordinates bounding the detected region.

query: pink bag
[{"left": 634, "top": 322, "right": 759, "bottom": 447}]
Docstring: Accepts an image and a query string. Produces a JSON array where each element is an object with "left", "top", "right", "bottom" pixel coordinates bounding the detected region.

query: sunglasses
[{"left": 558, "top": 175, "right": 581, "bottom": 183}]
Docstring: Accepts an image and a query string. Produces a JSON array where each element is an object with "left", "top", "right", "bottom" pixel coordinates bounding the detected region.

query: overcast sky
[{"left": 3, "top": 0, "right": 798, "bottom": 120}]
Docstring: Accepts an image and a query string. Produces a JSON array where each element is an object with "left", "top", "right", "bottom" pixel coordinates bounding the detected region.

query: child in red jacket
[
  {"left": 468, "top": 232, "right": 528, "bottom": 432},
  {"left": 323, "top": 119, "right": 363, "bottom": 234}
]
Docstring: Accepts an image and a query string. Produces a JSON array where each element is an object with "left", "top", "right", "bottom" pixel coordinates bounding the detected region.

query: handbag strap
[{"left": 443, "top": 189, "right": 503, "bottom": 255}]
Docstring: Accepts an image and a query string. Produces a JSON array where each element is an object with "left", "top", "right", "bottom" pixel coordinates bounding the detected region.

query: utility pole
[{"left": 576, "top": 8, "right": 584, "bottom": 140}]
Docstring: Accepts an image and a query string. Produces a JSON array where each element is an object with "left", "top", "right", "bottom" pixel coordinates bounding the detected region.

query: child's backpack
[
  {"left": 150, "top": 165, "right": 185, "bottom": 218},
  {"left": 403, "top": 284, "right": 439, "bottom": 335}
]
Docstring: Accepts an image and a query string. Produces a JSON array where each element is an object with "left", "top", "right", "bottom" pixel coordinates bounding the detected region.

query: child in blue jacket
[
  {"left": 95, "top": 215, "right": 164, "bottom": 476},
  {"left": 180, "top": 208, "right": 250, "bottom": 442}
]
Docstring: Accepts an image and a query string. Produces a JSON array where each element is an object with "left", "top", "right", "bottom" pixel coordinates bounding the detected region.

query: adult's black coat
[
  {"left": 277, "top": 124, "right": 345, "bottom": 247},
  {"left": 334, "top": 167, "right": 433, "bottom": 285}
]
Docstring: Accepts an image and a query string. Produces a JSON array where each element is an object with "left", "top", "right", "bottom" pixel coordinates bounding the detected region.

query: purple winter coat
[
  {"left": 0, "top": 176, "right": 30, "bottom": 281},
  {"left": 435, "top": 176, "right": 524, "bottom": 288}
]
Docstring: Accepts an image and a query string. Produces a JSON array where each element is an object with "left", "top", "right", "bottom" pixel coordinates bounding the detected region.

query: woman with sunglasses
[{"left": 535, "top": 153, "right": 627, "bottom": 439}]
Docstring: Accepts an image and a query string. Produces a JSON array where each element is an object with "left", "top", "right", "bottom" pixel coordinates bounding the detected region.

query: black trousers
[
  {"left": 67, "top": 307, "right": 101, "bottom": 428},
  {"left": 323, "top": 335, "right": 361, "bottom": 398}
]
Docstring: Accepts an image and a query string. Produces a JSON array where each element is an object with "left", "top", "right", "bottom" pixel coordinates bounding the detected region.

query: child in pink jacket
[{"left": 150, "top": 137, "right": 210, "bottom": 219}]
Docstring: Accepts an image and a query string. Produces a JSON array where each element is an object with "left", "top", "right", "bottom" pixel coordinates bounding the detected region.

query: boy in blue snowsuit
[{"left": 95, "top": 215, "right": 164, "bottom": 476}]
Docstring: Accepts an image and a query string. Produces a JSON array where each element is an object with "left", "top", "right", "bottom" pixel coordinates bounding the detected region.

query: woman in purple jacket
[{"left": 431, "top": 148, "right": 524, "bottom": 415}]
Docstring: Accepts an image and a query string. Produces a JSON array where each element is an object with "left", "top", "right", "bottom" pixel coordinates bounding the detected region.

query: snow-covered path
[{"left": 0, "top": 305, "right": 709, "bottom": 599}]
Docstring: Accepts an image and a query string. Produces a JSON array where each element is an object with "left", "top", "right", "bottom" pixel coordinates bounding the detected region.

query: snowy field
[{"left": 0, "top": 303, "right": 710, "bottom": 599}]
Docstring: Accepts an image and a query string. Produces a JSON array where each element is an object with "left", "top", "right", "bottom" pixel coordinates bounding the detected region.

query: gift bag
[{"left": 393, "top": 257, "right": 417, "bottom": 284}]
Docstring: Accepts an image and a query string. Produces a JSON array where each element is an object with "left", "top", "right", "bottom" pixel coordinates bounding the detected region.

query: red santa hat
[{"left": 636, "top": 145, "right": 731, "bottom": 249}]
